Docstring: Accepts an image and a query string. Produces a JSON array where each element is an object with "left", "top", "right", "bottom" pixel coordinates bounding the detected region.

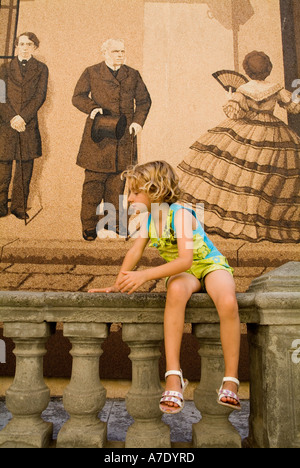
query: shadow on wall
[
  {"left": 206, "top": 0, "right": 254, "bottom": 69},
  {"left": 26, "top": 54, "right": 53, "bottom": 221},
  {"left": 206, "top": 0, "right": 254, "bottom": 29}
]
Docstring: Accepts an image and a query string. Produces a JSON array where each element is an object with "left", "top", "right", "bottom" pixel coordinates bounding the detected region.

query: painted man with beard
[{"left": 73, "top": 39, "right": 152, "bottom": 240}]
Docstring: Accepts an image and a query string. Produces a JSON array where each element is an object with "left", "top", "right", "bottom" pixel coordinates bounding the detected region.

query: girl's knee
[
  {"left": 167, "top": 277, "right": 192, "bottom": 302},
  {"left": 217, "top": 293, "right": 239, "bottom": 319}
]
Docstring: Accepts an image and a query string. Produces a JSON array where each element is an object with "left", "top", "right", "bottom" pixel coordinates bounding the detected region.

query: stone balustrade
[{"left": 0, "top": 262, "right": 299, "bottom": 449}]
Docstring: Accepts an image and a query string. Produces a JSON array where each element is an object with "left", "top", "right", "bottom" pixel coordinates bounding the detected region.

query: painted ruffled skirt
[{"left": 178, "top": 110, "right": 300, "bottom": 243}]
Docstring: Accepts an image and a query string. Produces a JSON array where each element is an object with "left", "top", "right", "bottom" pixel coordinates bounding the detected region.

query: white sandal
[
  {"left": 217, "top": 377, "right": 241, "bottom": 411},
  {"left": 159, "top": 369, "right": 189, "bottom": 414}
]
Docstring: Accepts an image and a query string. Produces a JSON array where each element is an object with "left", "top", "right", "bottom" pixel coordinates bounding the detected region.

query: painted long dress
[{"left": 177, "top": 81, "right": 300, "bottom": 243}]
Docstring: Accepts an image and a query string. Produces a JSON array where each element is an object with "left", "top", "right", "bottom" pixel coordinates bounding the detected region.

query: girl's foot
[
  {"left": 221, "top": 380, "right": 239, "bottom": 405},
  {"left": 163, "top": 374, "right": 182, "bottom": 408},
  {"left": 159, "top": 370, "right": 188, "bottom": 414},
  {"left": 217, "top": 377, "right": 241, "bottom": 411}
]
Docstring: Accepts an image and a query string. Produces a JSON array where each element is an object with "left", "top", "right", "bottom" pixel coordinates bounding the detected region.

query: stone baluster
[
  {"left": 122, "top": 323, "right": 171, "bottom": 448},
  {"left": 246, "top": 262, "right": 300, "bottom": 448},
  {"left": 56, "top": 322, "right": 108, "bottom": 448},
  {"left": 192, "top": 324, "right": 241, "bottom": 448},
  {"left": 0, "top": 322, "right": 53, "bottom": 448}
]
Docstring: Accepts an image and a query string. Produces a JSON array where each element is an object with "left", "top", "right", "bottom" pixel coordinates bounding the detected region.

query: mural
[{"left": 0, "top": 0, "right": 299, "bottom": 245}]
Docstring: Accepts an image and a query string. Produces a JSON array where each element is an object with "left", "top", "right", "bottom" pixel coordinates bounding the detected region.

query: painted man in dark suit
[
  {"left": 72, "top": 39, "right": 152, "bottom": 240},
  {"left": 0, "top": 32, "right": 48, "bottom": 220}
]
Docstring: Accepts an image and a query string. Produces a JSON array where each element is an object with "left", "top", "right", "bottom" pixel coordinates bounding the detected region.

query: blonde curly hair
[{"left": 122, "top": 160, "right": 182, "bottom": 205}]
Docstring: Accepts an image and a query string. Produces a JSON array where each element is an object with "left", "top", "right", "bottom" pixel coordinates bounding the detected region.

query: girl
[{"left": 89, "top": 161, "right": 241, "bottom": 414}]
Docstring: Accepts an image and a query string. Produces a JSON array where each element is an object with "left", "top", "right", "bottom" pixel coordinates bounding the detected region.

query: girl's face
[{"left": 128, "top": 186, "right": 151, "bottom": 213}]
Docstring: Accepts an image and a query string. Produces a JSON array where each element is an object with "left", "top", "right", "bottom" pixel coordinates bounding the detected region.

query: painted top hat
[{"left": 91, "top": 110, "right": 127, "bottom": 143}]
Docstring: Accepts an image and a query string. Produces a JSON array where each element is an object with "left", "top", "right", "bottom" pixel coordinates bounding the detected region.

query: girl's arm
[
  {"left": 119, "top": 208, "right": 195, "bottom": 294},
  {"left": 115, "top": 235, "right": 149, "bottom": 289},
  {"left": 88, "top": 216, "right": 149, "bottom": 293}
]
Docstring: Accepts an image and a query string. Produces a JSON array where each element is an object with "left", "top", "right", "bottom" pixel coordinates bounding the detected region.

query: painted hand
[
  {"left": 129, "top": 122, "right": 142, "bottom": 135},
  {"left": 90, "top": 108, "right": 103, "bottom": 120},
  {"left": 10, "top": 115, "right": 26, "bottom": 132}
]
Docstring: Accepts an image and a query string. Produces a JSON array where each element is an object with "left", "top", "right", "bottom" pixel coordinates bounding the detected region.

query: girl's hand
[
  {"left": 88, "top": 285, "right": 120, "bottom": 293},
  {"left": 118, "top": 270, "right": 149, "bottom": 294}
]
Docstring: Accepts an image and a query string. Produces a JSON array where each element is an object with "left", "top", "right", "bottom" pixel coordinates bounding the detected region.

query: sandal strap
[
  {"left": 162, "top": 390, "right": 183, "bottom": 399},
  {"left": 223, "top": 377, "right": 240, "bottom": 388},
  {"left": 160, "top": 395, "right": 183, "bottom": 408},
  {"left": 218, "top": 389, "right": 240, "bottom": 403},
  {"left": 165, "top": 369, "right": 185, "bottom": 389}
]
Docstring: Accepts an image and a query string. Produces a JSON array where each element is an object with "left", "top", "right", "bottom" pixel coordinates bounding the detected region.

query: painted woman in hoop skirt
[{"left": 177, "top": 51, "right": 300, "bottom": 243}]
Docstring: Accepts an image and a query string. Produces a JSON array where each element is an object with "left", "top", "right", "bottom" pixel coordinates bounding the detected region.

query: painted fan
[{"left": 212, "top": 70, "right": 249, "bottom": 93}]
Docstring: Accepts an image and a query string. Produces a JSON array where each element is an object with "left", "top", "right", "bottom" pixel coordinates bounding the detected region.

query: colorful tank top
[{"left": 147, "top": 203, "right": 227, "bottom": 279}]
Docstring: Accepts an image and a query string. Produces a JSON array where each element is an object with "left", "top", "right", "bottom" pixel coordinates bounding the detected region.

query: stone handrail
[{"left": 0, "top": 261, "right": 299, "bottom": 448}]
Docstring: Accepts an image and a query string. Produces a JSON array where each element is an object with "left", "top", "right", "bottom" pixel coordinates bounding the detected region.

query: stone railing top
[
  {"left": 248, "top": 261, "right": 300, "bottom": 293},
  {"left": 0, "top": 289, "right": 299, "bottom": 326},
  {"left": 0, "top": 290, "right": 252, "bottom": 323},
  {"left": 0, "top": 261, "right": 299, "bottom": 326}
]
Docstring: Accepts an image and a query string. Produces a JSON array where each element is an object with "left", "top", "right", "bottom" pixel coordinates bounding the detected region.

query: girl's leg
[
  {"left": 163, "top": 272, "right": 201, "bottom": 408},
  {"left": 204, "top": 270, "right": 240, "bottom": 405}
]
